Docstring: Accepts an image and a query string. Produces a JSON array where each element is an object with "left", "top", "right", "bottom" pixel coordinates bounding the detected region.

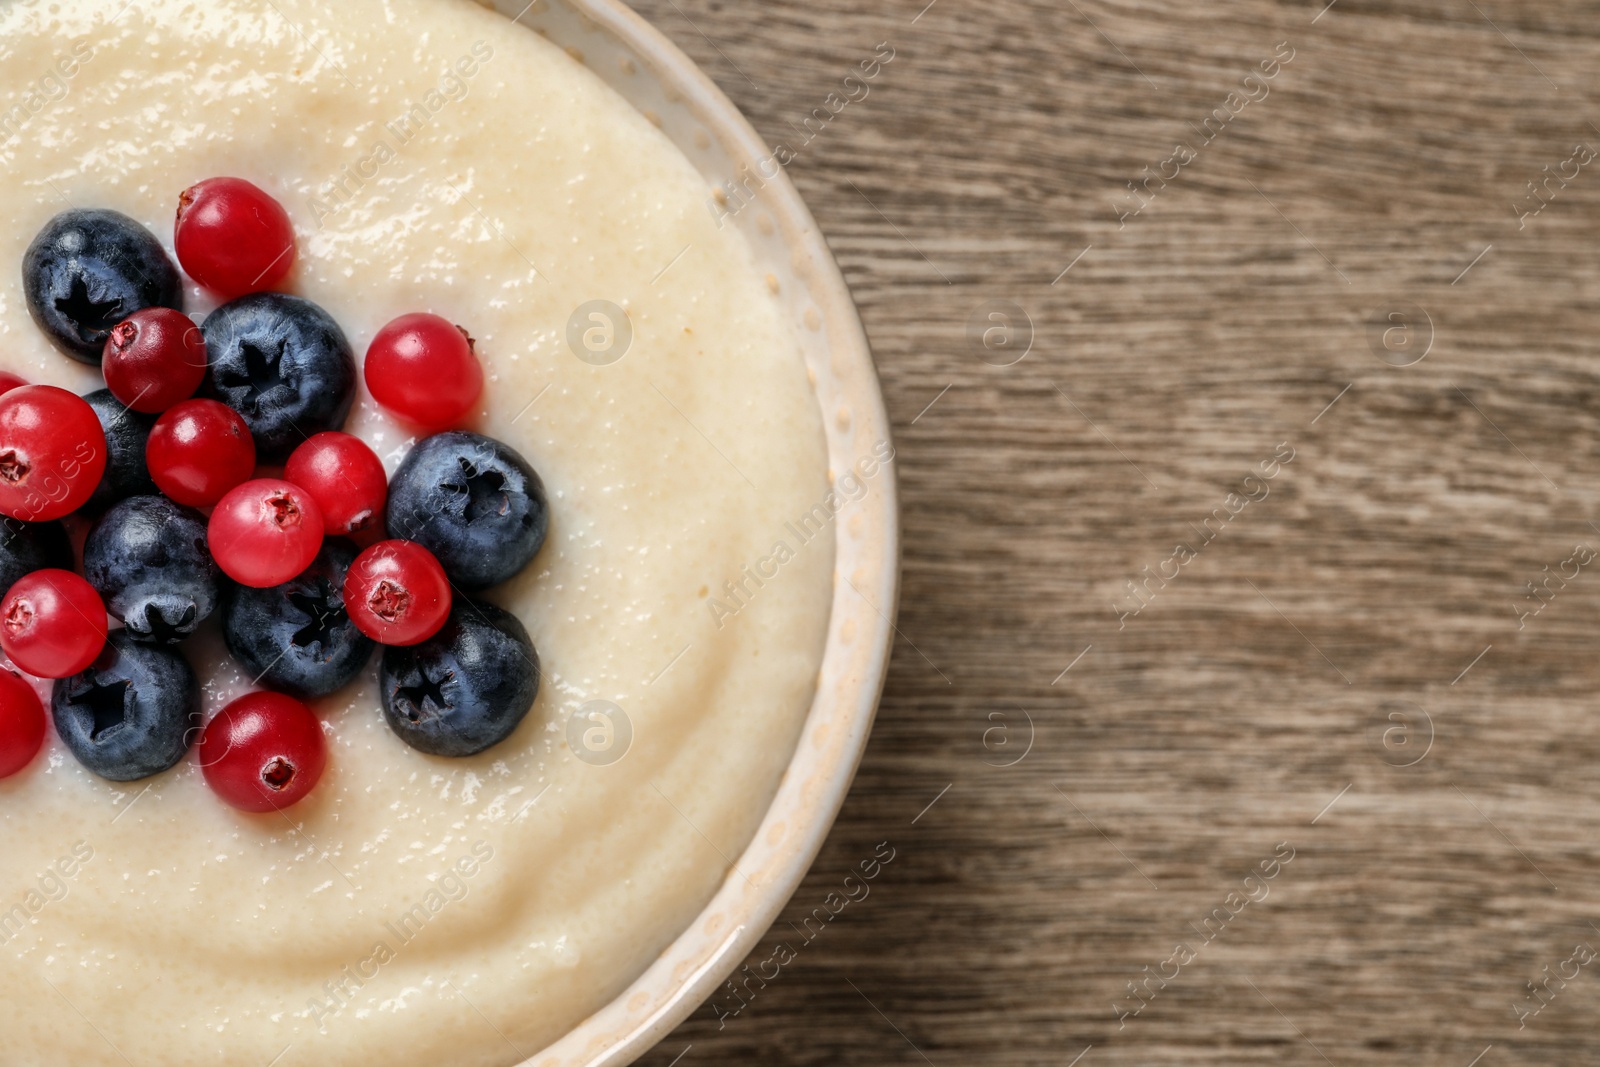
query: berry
[
  {"left": 84, "top": 496, "right": 219, "bottom": 644},
  {"left": 102, "top": 307, "right": 206, "bottom": 413},
  {"left": 0, "top": 517, "right": 74, "bottom": 596},
  {"left": 146, "top": 399, "right": 255, "bottom": 508},
  {"left": 199, "top": 691, "right": 326, "bottom": 812},
  {"left": 0, "top": 669, "right": 45, "bottom": 779},
  {"left": 0, "top": 373, "right": 27, "bottom": 396},
  {"left": 364, "top": 314, "right": 483, "bottom": 430},
  {"left": 208, "top": 478, "right": 324, "bottom": 588},
  {"left": 52, "top": 631, "right": 198, "bottom": 781},
  {"left": 1, "top": 569, "right": 107, "bottom": 678},
  {"left": 379, "top": 601, "right": 539, "bottom": 757},
  {"left": 82, "top": 388, "right": 157, "bottom": 516},
  {"left": 386, "top": 432, "right": 547, "bottom": 590},
  {"left": 23, "top": 208, "right": 183, "bottom": 363},
  {"left": 284, "top": 432, "right": 386, "bottom": 536},
  {"left": 345, "top": 540, "right": 451, "bottom": 646},
  {"left": 0, "top": 385, "right": 108, "bottom": 521},
  {"left": 175, "top": 178, "right": 297, "bottom": 300},
  {"left": 222, "top": 542, "right": 374, "bottom": 699},
  {"left": 204, "top": 292, "right": 356, "bottom": 461}
]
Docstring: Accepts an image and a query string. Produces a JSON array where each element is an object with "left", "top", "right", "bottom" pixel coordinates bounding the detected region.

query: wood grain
[{"left": 626, "top": 2, "right": 1600, "bottom": 1064}]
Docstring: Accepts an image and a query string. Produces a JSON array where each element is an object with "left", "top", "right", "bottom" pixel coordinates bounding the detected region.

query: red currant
[
  {"left": 0, "top": 372, "right": 27, "bottom": 397},
  {"left": 364, "top": 313, "right": 484, "bottom": 430},
  {"left": 284, "top": 432, "right": 387, "bottom": 536},
  {"left": 0, "top": 668, "right": 45, "bottom": 779},
  {"left": 0, "top": 570, "right": 107, "bottom": 679},
  {"left": 344, "top": 540, "right": 451, "bottom": 645},
  {"left": 147, "top": 399, "right": 257, "bottom": 508},
  {"left": 209, "top": 479, "right": 324, "bottom": 588},
  {"left": 0, "top": 385, "right": 107, "bottom": 521},
  {"left": 175, "top": 177, "right": 297, "bottom": 300},
  {"left": 199, "top": 691, "right": 327, "bottom": 812},
  {"left": 102, "top": 307, "right": 207, "bottom": 413}
]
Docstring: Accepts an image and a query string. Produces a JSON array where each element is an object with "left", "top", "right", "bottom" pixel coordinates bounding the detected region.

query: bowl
[{"left": 472, "top": 1, "right": 899, "bottom": 1064}]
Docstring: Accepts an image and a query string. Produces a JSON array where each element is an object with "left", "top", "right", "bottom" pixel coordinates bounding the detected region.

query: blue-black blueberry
[
  {"left": 83, "top": 496, "right": 219, "bottom": 644},
  {"left": 222, "top": 540, "right": 374, "bottom": 699},
  {"left": 81, "top": 388, "right": 156, "bottom": 515},
  {"left": 204, "top": 292, "right": 357, "bottom": 461},
  {"left": 52, "top": 631, "right": 200, "bottom": 781},
  {"left": 23, "top": 209, "right": 183, "bottom": 363},
  {"left": 386, "top": 431, "right": 548, "bottom": 591},
  {"left": 379, "top": 601, "right": 539, "bottom": 757},
  {"left": 0, "top": 516, "right": 73, "bottom": 595}
]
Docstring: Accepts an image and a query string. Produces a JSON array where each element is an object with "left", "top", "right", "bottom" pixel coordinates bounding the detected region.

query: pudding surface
[{"left": 0, "top": 1, "right": 834, "bottom": 1063}]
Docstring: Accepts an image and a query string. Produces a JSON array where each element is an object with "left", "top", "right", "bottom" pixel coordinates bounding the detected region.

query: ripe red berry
[
  {"left": 0, "top": 669, "right": 45, "bottom": 779},
  {"left": 102, "top": 307, "right": 207, "bottom": 413},
  {"left": 0, "top": 373, "right": 27, "bottom": 397},
  {"left": 344, "top": 540, "right": 451, "bottom": 646},
  {"left": 284, "top": 432, "right": 387, "bottom": 536},
  {"left": 0, "top": 385, "right": 107, "bottom": 521},
  {"left": 175, "top": 177, "right": 296, "bottom": 300},
  {"left": 199, "top": 691, "right": 327, "bottom": 812},
  {"left": 209, "top": 479, "right": 325, "bottom": 588},
  {"left": 364, "top": 313, "right": 483, "bottom": 430},
  {"left": 147, "top": 399, "right": 256, "bottom": 508},
  {"left": 0, "top": 570, "right": 107, "bottom": 679}
]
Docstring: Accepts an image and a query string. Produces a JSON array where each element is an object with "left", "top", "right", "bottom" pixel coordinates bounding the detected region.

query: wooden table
[{"left": 631, "top": 1, "right": 1600, "bottom": 1063}]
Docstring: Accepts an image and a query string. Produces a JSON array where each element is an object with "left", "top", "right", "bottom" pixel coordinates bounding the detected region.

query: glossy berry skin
[
  {"left": 345, "top": 540, "right": 451, "bottom": 646},
  {"left": 208, "top": 478, "right": 324, "bottom": 588},
  {"left": 204, "top": 293, "right": 356, "bottom": 461},
  {"left": 1, "top": 569, "right": 107, "bottom": 679},
  {"left": 101, "top": 307, "right": 207, "bottom": 413},
  {"left": 364, "top": 314, "right": 483, "bottom": 430},
  {"left": 0, "top": 385, "right": 108, "bottom": 521},
  {"left": 84, "top": 497, "right": 219, "bottom": 645},
  {"left": 146, "top": 399, "right": 255, "bottom": 508},
  {"left": 380, "top": 601, "right": 539, "bottom": 757},
  {"left": 52, "top": 631, "right": 198, "bottom": 781},
  {"left": 23, "top": 209, "right": 184, "bottom": 363},
  {"left": 0, "top": 373, "right": 26, "bottom": 396},
  {"left": 386, "top": 432, "right": 547, "bottom": 590},
  {"left": 200, "top": 691, "right": 326, "bottom": 812},
  {"left": 82, "top": 388, "right": 157, "bottom": 516},
  {"left": 0, "top": 517, "right": 74, "bottom": 596},
  {"left": 223, "top": 541, "right": 374, "bottom": 699},
  {"left": 175, "top": 178, "right": 296, "bottom": 300},
  {"left": 0, "top": 669, "right": 45, "bottom": 779},
  {"left": 284, "top": 432, "right": 387, "bottom": 536}
]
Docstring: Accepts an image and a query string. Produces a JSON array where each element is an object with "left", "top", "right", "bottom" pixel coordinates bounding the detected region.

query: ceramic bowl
[{"left": 470, "top": 0, "right": 899, "bottom": 1064}]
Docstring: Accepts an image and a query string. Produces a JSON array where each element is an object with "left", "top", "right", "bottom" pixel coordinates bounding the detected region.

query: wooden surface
[{"left": 630, "top": 2, "right": 1600, "bottom": 1064}]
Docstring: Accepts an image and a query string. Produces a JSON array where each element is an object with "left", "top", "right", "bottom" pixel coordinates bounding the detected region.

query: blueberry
[
  {"left": 380, "top": 601, "right": 539, "bottom": 757},
  {"left": 222, "top": 540, "right": 374, "bottom": 699},
  {"left": 83, "top": 496, "right": 218, "bottom": 644},
  {"left": 81, "top": 388, "right": 156, "bottom": 514},
  {"left": 0, "top": 516, "right": 73, "bottom": 594},
  {"left": 52, "top": 631, "right": 199, "bottom": 781},
  {"left": 23, "top": 209, "right": 183, "bottom": 363},
  {"left": 386, "top": 432, "right": 548, "bottom": 591},
  {"left": 204, "top": 292, "right": 357, "bottom": 461}
]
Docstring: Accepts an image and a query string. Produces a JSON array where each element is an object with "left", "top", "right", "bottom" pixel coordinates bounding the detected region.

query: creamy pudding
[{"left": 0, "top": 1, "right": 834, "bottom": 1064}]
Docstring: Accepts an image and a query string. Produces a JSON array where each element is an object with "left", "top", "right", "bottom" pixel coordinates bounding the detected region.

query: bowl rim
[{"left": 494, "top": 1, "right": 901, "bottom": 1065}]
